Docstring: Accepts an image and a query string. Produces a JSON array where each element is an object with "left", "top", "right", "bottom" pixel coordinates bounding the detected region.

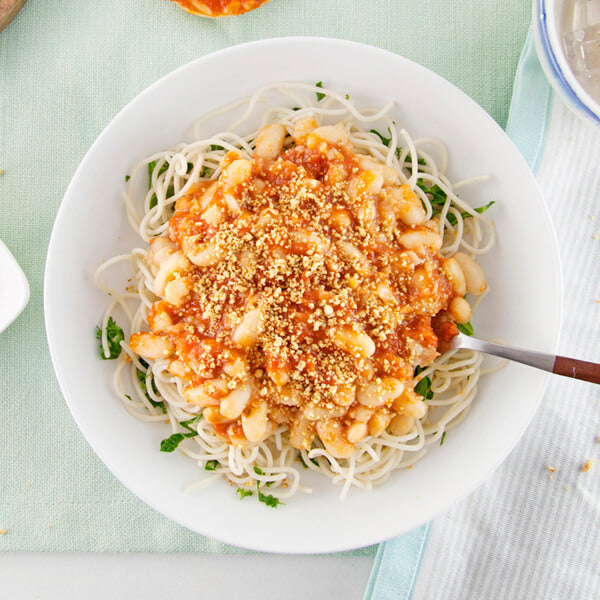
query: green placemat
[{"left": 0, "top": 0, "right": 530, "bottom": 552}]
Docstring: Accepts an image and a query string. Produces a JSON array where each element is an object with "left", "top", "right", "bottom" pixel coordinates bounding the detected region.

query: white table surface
[{"left": 0, "top": 553, "right": 374, "bottom": 598}]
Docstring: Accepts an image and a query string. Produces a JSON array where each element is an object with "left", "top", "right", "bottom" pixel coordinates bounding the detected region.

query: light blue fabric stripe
[
  {"left": 506, "top": 29, "right": 554, "bottom": 174},
  {"left": 363, "top": 523, "right": 431, "bottom": 600},
  {"left": 363, "top": 27, "right": 553, "bottom": 600}
]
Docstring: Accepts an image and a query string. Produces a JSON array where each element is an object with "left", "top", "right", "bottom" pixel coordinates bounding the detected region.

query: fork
[{"left": 450, "top": 332, "right": 600, "bottom": 385}]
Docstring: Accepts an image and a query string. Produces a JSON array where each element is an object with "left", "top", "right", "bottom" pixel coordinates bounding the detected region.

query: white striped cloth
[{"left": 411, "top": 98, "right": 600, "bottom": 600}]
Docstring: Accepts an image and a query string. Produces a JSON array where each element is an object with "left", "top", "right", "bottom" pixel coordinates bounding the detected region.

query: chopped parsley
[
  {"left": 315, "top": 81, "right": 325, "bottom": 101},
  {"left": 159, "top": 415, "right": 202, "bottom": 453},
  {"left": 370, "top": 128, "right": 391, "bottom": 147},
  {"left": 474, "top": 200, "right": 495, "bottom": 214},
  {"left": 457, "top": 322, "right": 474, "bottom": 336},
  {"left": 205, "top": 460, "right": 219, "bottom": 471},
  {"left": 257, "top": 483, "right": 284, "bottom": 508},
  {"left": 200, "top": 165, "right": 211, "bottom": 178},
  {"left": 125, "top": 174, "right": 130, "bottom": 182},
  {"left": 292, "top": 106, "right": 301, "bottom": 111},
  {"left": 253, "top": 466, "right": 265, "bottom": 476},
  {"left": 95, "top": 316, "right": 124, "bottom": 360},
  {"left": 417, "top": 179, "right": 495, "bottom": 227},
  {"left": 236, "top": 488, "right": 253, "bottom": 499},
  {"left": 440, "top": 431, "right": 447, "bottom": 446},
  {"left": 210, "top": 144, "right": 224, "bottom": 152},
  {"left": 345, "top": 93, "right": 350, "bottom": 100},
  {"left": 413, "top": 366, "right": 433, "bottom": 400}
]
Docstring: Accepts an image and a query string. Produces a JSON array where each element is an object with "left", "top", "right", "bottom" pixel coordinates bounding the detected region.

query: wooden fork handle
[{"left": 553, "top": 356, "right": 600, "bottom": 385}]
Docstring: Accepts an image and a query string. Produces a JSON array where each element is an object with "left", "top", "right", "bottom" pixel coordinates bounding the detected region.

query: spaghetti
[{"left": 95, "top": 83, "right": 496, "bottom": 504}]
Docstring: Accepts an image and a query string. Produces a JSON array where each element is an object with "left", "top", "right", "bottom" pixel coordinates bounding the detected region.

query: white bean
[
  {"left": 308, "top": 124, "right": 350, "bottom": 149},
  {"left": 442, "top": 258, "right": 467, "bottom": 296},
  {"left": 449, "top": 296, "right": 472, "bottom": 324},
  {"left": 188, "top": 242, "right": 222, "bottom": 267},
  {"left": 255, "top": 124, "right": 286, "bottom": 159},
  {"left": 292, "top": 117, "right": 317, "bottom": 142},
  {"left": 241, "top": 400, "right": 268, "bottom": 442},
  {"left": 130, "top": 332, "right": 174, "bottom": 360},
  {"left": 388, "top": 414, "right": 415, "bottom": 436},
  {"left": 346, "top": 422, "right": 369, "bottom": 444},
  {"left": 220, "top": 384, "right": 251, "bottom": 420},
  {"left": 357, "top": 377, "right": 404, "bottom": 407},
  {"left": 332, "top": 327, "right": 376, "bottom": 358},
  {"left": 397, "top": 229, "right": 442, "bottom": 251},
  {"left": 164, "top": 277, "right": 190, "bottom": 306},
  {"left": 154, "top": 251, "right": 187, "bottom": 296},
  {"left": 368, "top": 410, "right": 392, "bottom": 436},
  {"left": 289, "top": 416, "right": 315, "bottom": 450},
  {"left": 233, "top": 308, "right": 264, "bottom": 347},
  {"left": 316, "top": 420, "right": 354, "bottom": 458},
  {"left": 388, "top": 185, "right": 427, "bottom": 226},
  {"left": 452, "top": 252, "right": 487, "bottom": 295}
]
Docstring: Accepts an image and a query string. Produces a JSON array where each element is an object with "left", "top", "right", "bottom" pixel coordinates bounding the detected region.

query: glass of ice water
[{"left": 533, "top": 0, "right": 600, "bottom": 124}]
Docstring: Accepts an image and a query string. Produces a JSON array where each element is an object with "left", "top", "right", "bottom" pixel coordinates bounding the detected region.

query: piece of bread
[{"left": 170, "top": 0, "right": 270, "bottom": 17}]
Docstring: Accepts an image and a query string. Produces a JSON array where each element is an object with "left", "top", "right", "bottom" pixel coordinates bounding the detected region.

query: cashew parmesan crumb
[
  {"left": 563, "top": 485, "right": 569, "bottom": 490},
  {"left": 547, "top": 466, "right": 556, "bottom": 473},
  {"left": 581, "top": 459, "right": 594, "bottom": 473},
  {"left": 0, "top": 529, "right": 6, "bottom": 535}
]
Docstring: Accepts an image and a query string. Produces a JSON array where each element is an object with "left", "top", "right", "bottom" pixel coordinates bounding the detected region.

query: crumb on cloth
[{"left": 581, "top": 460, "right": 594, "bottom": 473}]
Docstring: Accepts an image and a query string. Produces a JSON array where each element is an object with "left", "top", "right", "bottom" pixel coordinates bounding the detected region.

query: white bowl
[{"left": 44, "top": 37, "right": 562, "bottom": 554}]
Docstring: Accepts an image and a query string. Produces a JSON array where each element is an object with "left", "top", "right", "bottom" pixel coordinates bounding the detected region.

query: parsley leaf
[
  {"left": 210, "top": 144, "right": 224, "bottom": 152},
  {"left": 159, "top": 433, "right": 187, "bottom": 453},
  {"left": 200, "top": 166, "right": 211, "bottom": 178},
  {"left": 205, "top": 460, "right": 218, "bottom": 471},
  {"left": 457, "top": 322, "right": 474, "bottom": 336},
  {"left": 413, "top": 367, "right": 433, "bottom": 400},
  {"left": 370, "top": 128, "right": 391, "bottom": 147},
  {"left": 160, "top": 415, "right": 202, "bottom": 452},
  {"left": 345, "top": 93, "right": 350, "bottom": 100},
  {"left": 315, "top": 81, "right": 325, "bottom": 101},
  {"left": 416, "top": 180, "right": 447, "bottom": 207},
  {"left": 475, "top": 200, "right": 495, "bottom": 214},
  {"left": 236, "top": 488, "right": 253, "bottom": 499},
  {"left": 292, "top": 106, "right": 301, "bottom": 111},
  {"left": 125, "top": 174, "right": 130, "bottom": 182},
  {"left": 440, "top": 431, "right": 447, "bottom": 446},
  {"left": 257, "top": 483, "right": 284, "bottom": 508},
  {"left": 414, "top": 376, "right": 433, "bottom": 400},
  {"left": 416, "top": 180, "right": 496, "bottom": 228},
  {"left": 253, "top": 466, "right": 265, "bottom": 476},
  {"left": 95, "top": 316, "right": 124, "bottom": 360}
]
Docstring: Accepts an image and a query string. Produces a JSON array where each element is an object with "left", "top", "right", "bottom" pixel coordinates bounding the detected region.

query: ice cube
[{"left": 563, "top": 23, "right": 600, "bottom": 77}]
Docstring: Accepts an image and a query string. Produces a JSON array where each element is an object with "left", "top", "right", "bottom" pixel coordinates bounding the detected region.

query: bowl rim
[
  {"left": 43, "top": 36, "right": 564, "bottom": 553},
  {"left": 533, "top": 0, "right": 600, "bottom": 125}
]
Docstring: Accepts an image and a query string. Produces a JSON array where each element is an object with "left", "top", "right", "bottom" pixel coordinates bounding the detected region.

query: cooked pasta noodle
[{"left": 96, "top": 83, "right": 496, "bottom": 504}]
